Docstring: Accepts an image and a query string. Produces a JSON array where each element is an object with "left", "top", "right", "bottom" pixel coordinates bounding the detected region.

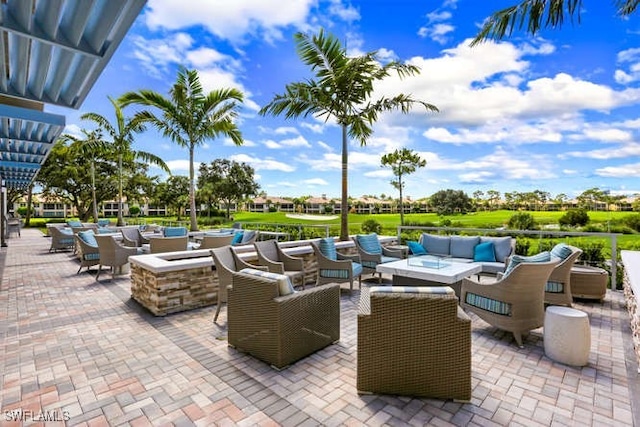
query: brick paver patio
[{"left": 1, "top": 229, "right": 638, "bottom": 426}]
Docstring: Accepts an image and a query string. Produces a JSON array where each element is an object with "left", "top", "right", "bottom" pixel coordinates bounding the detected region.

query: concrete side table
[{"left": 544, "top": 306, "right": 590, "bottom": 366}]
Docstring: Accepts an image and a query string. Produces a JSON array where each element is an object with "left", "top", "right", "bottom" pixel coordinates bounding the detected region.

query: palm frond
[{"left": 616, "top": 0, "right": 640, "bottom": 15}]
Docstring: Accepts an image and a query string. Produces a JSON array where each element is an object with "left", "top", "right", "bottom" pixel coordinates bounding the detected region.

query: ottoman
[
  {"left": 570, "top": 265, "right": 608, "bottom": 301},
  {"left": 544, "top": 306, "right": 590, "bottom": 366}
]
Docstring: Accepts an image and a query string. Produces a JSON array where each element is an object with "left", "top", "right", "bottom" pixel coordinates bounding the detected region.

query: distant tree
[
  {"left": 429, "top": 189, "right": 473, "bottom": 216},
  {"left": 577, "top": 188, "right": 605, "bottom": 211},
  {"left": 559, "top": 209, "right": 590, "bottom": 227},
  {"left": 487, "top": 190, "right": 501, "bottom": 210},
  {"left": 120, "top": 67, "right": 244, "bottom": 231},
  {"left": 259, "top": 29, "right": 437, "bottom": 240},
  {"left": 507, "top": 212, "right": 537, "bottom": 230},
  {"left": 380, "top": 148, "right": 426, "bottom": 226},
  {"left": 197, "top": 159, "right": 260, "bottom": 220},
  {"left": 553, "top": 193, "right": 568, "bottom": 209},
  {"left": 472, "top": 190, "right": 485, "bottom": 210},
  {"left": 156, "top": 176, "right": 190, "bottom": 220},
  {"left": 471, "top": 0, "right": 639, "bottom": 46}
]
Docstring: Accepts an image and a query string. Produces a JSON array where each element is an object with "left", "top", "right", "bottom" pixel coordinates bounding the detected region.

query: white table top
[{"left": 376, "top": 256, "right": 482, "bottom": 284}]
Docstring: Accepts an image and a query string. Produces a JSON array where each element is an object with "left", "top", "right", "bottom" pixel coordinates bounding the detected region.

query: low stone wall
[
  {"left": 128, "top": 237, "right": 388, "bottom": 316},
  {"left": 621, "top": 251, "right": 640, "bottom": 371}
]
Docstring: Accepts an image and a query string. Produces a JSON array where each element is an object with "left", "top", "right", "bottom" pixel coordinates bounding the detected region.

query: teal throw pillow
[
  {"left": 77, "top": 229, "right": 98, "bottom": 247},
  {"left": 232, "top": 232, "right": 244, "bottom": 245},
  {"left": 473, "top": 241, "right": 496, "bottom": 262},
  {"left": 407, "top": 241, "right": 427, "bottom": 255}
]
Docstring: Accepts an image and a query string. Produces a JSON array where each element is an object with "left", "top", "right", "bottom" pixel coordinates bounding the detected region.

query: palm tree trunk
[
  {"left": 189, "top": 144, "right": 198, "bottom": 231},
  {"left": 117, "top": 154, "right": 124, "bottom": 226},
  {"left": 399, "top": 173, "right": 404, "bottom": 226},
  {"left": 25, "top": 184, "right": 33, "bottom": 227},
  {"left": 340, "top": 124, "right": 349, "bottom": 241},
  {"left": 92, "top": 160, "right": 99, "bottom": 222}
]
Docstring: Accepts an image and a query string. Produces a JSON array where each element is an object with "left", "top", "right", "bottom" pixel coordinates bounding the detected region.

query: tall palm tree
[
  {"left": 82, "top": 97, "right": 170, "bottom": 226},
  {"left": 119, "top": 68, "right": 244, "bottom": 231},
  {"left": 471, "top": 0, "right": 639, "bottom": 46},
  {"left": 380, "top": 148, "right": 426, "bottom": 226},
  {"left": 260, "top": 29, "right": 438, "bottom": 240},
  {"left": 59, "top": 129, "right": 107, "bottom": 222}
]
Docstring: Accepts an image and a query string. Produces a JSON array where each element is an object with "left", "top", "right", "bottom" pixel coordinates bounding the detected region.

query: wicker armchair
[
  {"left": 357, "top": 286, "right": 471, "bottom": 400},
  {"left": 545, "top": 245, "right": 583, "bottom": 307},
  {"left": 149, "top": 236, "right": 188, "bottom": 253},
  {"left": 311, "top": 238, "right": 363, "bottom": 294},
  {"left": 353, "top": 233, "right": 403, "bottom": 283},
  {"left": 461, "top": 259, "right": 558, "bottom": 347},
  {"left": 210, "top": 246, "right": 267, "bottom": 323},
  {"left": 120, "top": 227, "right": 149, "bottom": 247},
  {"left": 95, "top": 234, "right": 139, "bottom": 281},
  {"left": 75, "top": 231, "right": 101, "bottom": 274},
  {"left": 198, "top": 233, "right": 234, "bottom": 249},
  {"left": 48, "top": 226, "right": 75, "bottom": 252},
  {"left": 228, "top": 269, "right": 341, "bottom": 369},
  {"left": 254, "top": 239, "right": 305, "bottom": 288}
]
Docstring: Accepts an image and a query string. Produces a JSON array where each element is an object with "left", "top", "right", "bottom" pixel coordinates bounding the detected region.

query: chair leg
[
  {"left": 214, "top": 288, "right": 223, "bottom": 323},
  {"left": 96, "top": 265, "right": 102, "bottom": 281},
  {"left": 77, "top": 264, "right": 83, "bottom": 274},
  {"left": 513, "top": 332, "right": 524, "bottom": 348}
]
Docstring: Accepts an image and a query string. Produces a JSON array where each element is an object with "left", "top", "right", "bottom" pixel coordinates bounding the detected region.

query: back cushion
[
  {"left": 407, "top": 241, "right": 427, "bottom": 255},
  {"left": 164, "top": 227, "right": 187, "bottom": 237},
  {"left": 241, "top": 230, "right": 256, "bottom": 244},
  {"left": 78, "top": 230, "right": 98, "bottom": 247},
  {"left": 480, "top": 236, "right": 513, "bottom": 263},
  {"left": 504, "top": 251, "right": 551, "bottom": 276},
  {"left": 356, "top": 233, "right": 382, "bottom": 254},
  {"left": 551, "top": 243, "right": 573, "bottom": 260},
  {"left": 450, "top": 236, "right": 480, "bottom": 259},
  {"left": 319, "top": 238, "right": 337, "bottom": 260},
  {"left": 420, "top": 234, "right": 450, "bottom": 256},
  {"left": 67, "top": 220, "right": 83, "bottom": 228},
  {"left": 473, "top": 241, "right": 496, "bottom": 262},
  {"left": 239, "top": 268, "right": 295, "bottom": 296}
]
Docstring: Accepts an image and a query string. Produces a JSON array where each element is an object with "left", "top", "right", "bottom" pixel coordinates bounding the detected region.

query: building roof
[{"left": 0, "top": 0, "right": 146, "bottom": 189}]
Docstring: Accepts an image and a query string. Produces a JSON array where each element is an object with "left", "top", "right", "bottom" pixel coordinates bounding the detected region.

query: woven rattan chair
[
  {"left": 461, "top": 259, "right": 558, "bottom": 347},
  {"left": 120, "top": 227, "right": 149, "bottom": 247},
  {"left": 353, "top": 233, "right": 403, "bottom": 283},
  {"left": 311, "top": 238, "right": 363, "bottom": 294},
  {"left": 95, "top": 234, "right": 139, "bottom": 281},
  {"left": 74, "top": 231, "right": 100, "bottom": 274},
  {"left": 254, "top": 239, "right": 305, "bottom": 288},
  {"left": 545, "top": 245, "right": 583, "bottom": 307},
  {"left": 198, "top": 234, "right": 234, "bottom": 249},
  {"left": 357, "top": 286, "right": 471, "bottom": 400},
  {"left": 48, "top": 226, "right": 75, "bottom": 252},
  {"left": 149, "top": 236, "right": 188, "bottom": 254},
  {"left": 228, "top": 269, "right": 341, "bottom": 369},
  {"left": 210, "top": 246, "right": 267, "bottom": 323}
]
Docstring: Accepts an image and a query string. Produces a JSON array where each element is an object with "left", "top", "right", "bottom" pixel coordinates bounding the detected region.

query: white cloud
[
  {"left": 62, "top": 124, "right": 83, "bottom": 138},
  {"left": 328, "top": 0, "right": 360, "bottom": 22},
  {"left": 224, "top": 137, "right": 256, "bottom": 147},
  {"left": 303, "top": 178, "right": 329, "bottom": 186},
  {"left": 459, "top": 171, "right": 495, "bottom": 183},
  {"left": 418, "top": 23, "right": 455, "bottom": 45},
  {"left": 229, "top": 153, "right": 295, "bottom": 172},
  {"left": 364, "top": 170, "right": 392, "bottom": 178},
  {"left": 561, "top": 143, "right": 640, "bottom": 160},
  {"left": 262, "top": 135, "right": 311, "bottom": 149},
  {"left": 131, "top": 32, "right": 193, "bottom": 78},
  {"left": 317, "top": 141, "right": 333, "bottom": 151},
  {"left": 166, "top": 159, "right": 193, "bottom": 173},
  {"left": 301, "top": 122, "right": 325, "bottom": 133},
  {"left": 596, "top": 162, "right": 640, "bottom": 177}
]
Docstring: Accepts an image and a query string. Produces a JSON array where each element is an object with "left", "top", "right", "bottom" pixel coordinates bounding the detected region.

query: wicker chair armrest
[
  {"left": 461, "top": 276, "right": 507, "bottom": 302},
  {"left": 277, "top": 248, "right": 305, "bottom": 271},
  {"left": 262, "top": 258, "right": 286, "bottom": 275},
  {"left": 121, "top": 235, "right": 137, "bottom": 247},
  {"left": 337, "top": 252, "right": 361, "bottom": 263},
  {"left": 382, "top": 246, "right": 404, "bottom": 258},
  {"left": 274, "top": 282, "right": 340, "bottom": 304},
  {"left": 238, "top": 256, "right": 268, "bottom": 271},
  {"left": 319, "top": 256, "right": 354, "bottom": 269},
  {"left": 357, "top": 248, "right": 382, "bottom": 262}
]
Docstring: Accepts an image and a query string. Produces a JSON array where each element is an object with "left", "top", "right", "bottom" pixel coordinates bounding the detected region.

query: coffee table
[{"left": 376, "top": 255, "right": 482, "bottom": 297}]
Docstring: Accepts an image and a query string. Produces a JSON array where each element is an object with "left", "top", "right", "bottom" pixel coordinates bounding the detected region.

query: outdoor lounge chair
[
  {"left": 353, "top": 233, "right": 403, "bottom": 283},
  {"left": 49, "top": 226, "right": 75, "bottom": 252},
  {"left": 197, "top": 233, "right": 234, "bottom": 249},
  {"left": 460, "top": 259, "right": 558, "bottom": 347},
  {"left": 228, "top": 268, "right": 340, "bottom": 369},
  {"left": 210, "top": 246, "right": 267, "bottom": 323},
  {"left": 545, "top": 244, "right": 583, "bottom": 307},
  {"left": 357, "top": 286, "right": 471, "bottom": 400},
  {"left": 75, "top": 230, "right": 101, "bottom": 274},
  {"left": 254, "top": 239, "right": 305, "bottom": 288},
  {"left": 311, "top": 238, "right": 363, "bottom": 294},
  {"left": 149, "top": 236, "right": 188, "bottom": 253},
  {"left": 95, "top": 234, "right": 139, "bottom": 281},
  {"left": 120, "top": 227, "right": 149, "bottom": 247}
]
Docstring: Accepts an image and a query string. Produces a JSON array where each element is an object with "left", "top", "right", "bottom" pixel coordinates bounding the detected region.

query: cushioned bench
[{"left": 415, "top": 234, "right": 515, "bottom": 275}]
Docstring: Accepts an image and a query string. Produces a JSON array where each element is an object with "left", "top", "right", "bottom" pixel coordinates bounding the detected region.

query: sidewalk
[{"left": 0, "top": 228, "right": 638, "bottom": 426}]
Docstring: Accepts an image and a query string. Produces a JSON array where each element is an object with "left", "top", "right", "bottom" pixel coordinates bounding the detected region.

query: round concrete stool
[{"left": 544, "top": 306, "right": 590, "bottom": 366}]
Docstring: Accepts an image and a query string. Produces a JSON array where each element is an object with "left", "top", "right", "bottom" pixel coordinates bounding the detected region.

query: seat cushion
[
  {"left": 239, "top": 268, "right": 295, "bottom": 296},
  {"left": 407, "top": 241, "right": 427, "bottom": 255},
  {"left": 504, "top": 251, "right": 551, "bottom": 276},
  {"left": 474, "top": 241, "right": 496, "bottom": 262},
  {"left": 465, "top": 292, "right": 512, "bottom": 316},
  {"left": 78, "top": 230, "right": 98, "bottom": 247},
  {"left": 319, "top": 238, "right": 337, "bottom": 260},
  {"left": 420, "top": 234, "right": 450, "bottom": 256},
  {"left": 356, "top": 233, "right": 382, "bottom": 254},
  {"left": 371, "top": 285, "right": 454, "bottom": 295},
  {"left": 450, "top": 236, "right": 480, "bottom": 259},
  {"left": 546, "top": 280, "right": 565, "bottom": 293}
]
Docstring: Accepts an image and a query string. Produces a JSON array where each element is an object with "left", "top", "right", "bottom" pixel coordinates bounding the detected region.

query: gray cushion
[
  {"left": 480, "top": 236, "right": 513, "bottom": 263},
  {"left": 450, "top": 236, "right": 480, "bottom": 259},
  {"left": 420, "top": 234, "right": 450, "bottom": 256}
]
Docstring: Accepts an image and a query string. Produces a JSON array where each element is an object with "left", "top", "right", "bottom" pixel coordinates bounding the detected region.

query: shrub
[
  {"left": 361, "top": 219, "right": 382, "bottom": 234},
  {"left": 559, "top": 209, "right": 589, "bottom": 227},
  {"left": 508, "top": 212, "right": 536, "bottom": 230},
  {"left": 623, "top": 214, "right": 640, "bottom": 232},
  {"left": 515, "top": 238, "right": 531, "bottom": 255},
  {"left": 128, "top": 205, "right": 141, "bottom": 216}
]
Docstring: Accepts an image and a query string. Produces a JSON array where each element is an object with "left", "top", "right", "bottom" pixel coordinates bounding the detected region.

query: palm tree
[
  {"left": 82, "top": 97, "right": 170, "bottom": 226},
  {"left": 119, "top": 68, "right": 244, "bottom": 231},
  {"left": 59, "top": 129, "right": 107, "bottom": 222},
  {"left": 260, "top": 29, "right": 438, "bottom": 240},
  {"left": 380, "top": 148, "right": 426, "bottom": 226},
  {"left": 471, "top": 0, "right": 639, "bottom": 46}
]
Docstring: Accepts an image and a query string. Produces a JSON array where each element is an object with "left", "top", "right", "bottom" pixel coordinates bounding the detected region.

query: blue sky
[{"left": 49, "top": 0, "right": 640, "bottom": 201}]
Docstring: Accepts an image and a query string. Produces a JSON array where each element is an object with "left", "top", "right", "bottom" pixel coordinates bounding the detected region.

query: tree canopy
[{"left": 380, "top": 148, "right": 426, "bottom": 226}]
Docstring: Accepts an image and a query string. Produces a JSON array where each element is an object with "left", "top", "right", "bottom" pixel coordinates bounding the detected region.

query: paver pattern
[{"left": 1, "top": 229, "right": 638, "bottom": 426}]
